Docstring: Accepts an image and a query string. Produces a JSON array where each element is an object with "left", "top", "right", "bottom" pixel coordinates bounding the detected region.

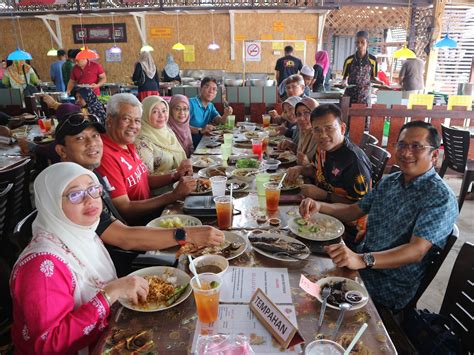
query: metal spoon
[
  {"left": 318, "top": 286, "right": 331, "bottom": 327},
  {"left": 332, "top": 302, "right": 352, "bottom": 339}
]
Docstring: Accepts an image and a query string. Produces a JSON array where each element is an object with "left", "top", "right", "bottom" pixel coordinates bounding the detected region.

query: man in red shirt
[
  {"left": 67, "top": 58, "right": 106, "bottom": 96},
  {"left": 96, "top": 93, "right": 196, "bottom": 225}
]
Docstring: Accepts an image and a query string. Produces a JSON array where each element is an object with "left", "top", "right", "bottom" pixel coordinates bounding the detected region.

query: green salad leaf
[{"left": 236, "top": 158, "right": 259, "bottom": 169}]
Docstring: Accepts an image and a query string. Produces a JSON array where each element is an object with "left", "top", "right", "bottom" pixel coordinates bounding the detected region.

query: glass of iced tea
[
  {"left": 214, "top": 196, "right": 233, "bottom": 229},
  {"left": 264, "top": 182, "right": 281, "bottom": 212},
  {"left": 259, "top": 131, "right": 269, "bottom": 153},
  {"left": 190, "top": 273, "right": 222, "bottom": 324},
  {"left": 262, "top": 114, "right": 271, "bottom": 128}
]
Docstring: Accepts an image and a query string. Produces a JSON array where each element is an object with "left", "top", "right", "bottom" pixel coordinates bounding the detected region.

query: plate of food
[
  {"left": 269, "top": 151, "right": 297, "bottom": 164},
  {"left": 269, "top": 173, "right": 303, "bottom": 191},
  {"left": 119, "top": 266, "right": 192, "bottom": 312},
  {"left": 249, "top": 233, "right": 310, "bottom": 262},
  {"left": 287, "top": 214, "right": 344, "bottom": 241},
  {"left": 315, "top": 277, "right": 369, "bottom": 310},
  {"left": 231, "top": 168, "right": 259, "bottom": 183},
  {"left": 235, "top": 158, "right": 260, "bottom": 169},
  {"left": 177, "top": 231, "right": 247, "bottom": 260},
  {"left": 146, "top": 214, "right": 202, "bottom": 228},
  {"left": 244, "top": 131, "right": 260, "bottom": 140},
  {"left": 234, "top": 141, "right": 253, "bottom": 149},
  {"left": 268, "top": 136, "right": 285, "bottom": 146},
  {"left": 173, "top": 178, "right": 212, "bottom": 195},
  {"left": 192, "top": 156, "right": 221, "bottom": 168},
  {"left": 226, "top": 181, "right": 248, "bottom": 192},
  {"left": 198, "top": 166, "right": 229, "bottom": 179}
]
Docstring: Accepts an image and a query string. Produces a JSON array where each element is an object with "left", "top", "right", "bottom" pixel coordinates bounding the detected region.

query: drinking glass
[
  {"left": 256, "top": 173, "right": 270, "bottom": 196},
  {"left": 304, "top": 340, "right": 344, "bottom": 355},
  {"left": 227, "top": 115, "right": 236, "bottom": 129},
  {"left": 210, "top": 176, "right": 227, "bottom": 197},
  {"left": 191, "top": 273, "right": 222, "bottom": 324},
  {"left": 264, "top": 182, "right": 281, "bottom": 212},
  {"left": 214, "top": 196, "right": 233, "bottom": 229},
  {"left": 262, "top": 114, "right": 271, "bottom": 128},
  {"left": 223, "top": 133, "right": 233, "bottom": 145},
  {"left": 221, "top": 144, "right": 232, "bottom": 166},
  {"left": 251, "top": 139, "right": 263, "bottom": 160}
]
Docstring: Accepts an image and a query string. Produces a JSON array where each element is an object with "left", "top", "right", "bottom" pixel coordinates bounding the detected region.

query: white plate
[
  {"left": 197, "top": 166, "right": 230, "bottom": 179},
  {"left": 223, "top": 232, "right": 248, "bottom": 260},
  {"left": 147, "top": 214, "right": 202, "bottom": 228},
  {"left": 119, "top": 266, "right": 192, "bottom": 312},
  {"left": 249, "top": 233, "right": 310, "bottom": 262},
  {"left": 315, "top": 277, "right": 369, "bottom": 310},
  {"left": 288, "top": 214, "right": 344, "bottom": 241},
  {"left": 192, "top": 156, "right": 221, "bottom": 168},
  {"left": 226, "top": 181, "right": 249, "bottom": 192},
  {"left": 172, "top": 179, "right": 212, "bottom": 195}
]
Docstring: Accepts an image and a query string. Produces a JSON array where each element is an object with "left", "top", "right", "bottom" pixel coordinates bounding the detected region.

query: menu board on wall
[{"left": 72, "top": 24, "right": 127, "bottom": 44}]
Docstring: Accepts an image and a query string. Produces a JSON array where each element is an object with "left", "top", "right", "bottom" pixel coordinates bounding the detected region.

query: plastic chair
[
  {"left": 363, "top": 143, "right": 391, "bottom": 185},
  {"left": 447, "top": 95, "right": 472, "bottom": 111},
  {"left": 439, "top": 125, "right": 474, "bottom": 211},
  {"left": 359, "top": 132, "right": 379, "bottom": 152},
  {"left": 0, "top": 184, "right": 13, "bottom": 241},
  {"left": 407, "top": 94, "right": 435, "bottom": 110},
  {"left": 439, "top": 241, "right": 474, "bottom": 353}
]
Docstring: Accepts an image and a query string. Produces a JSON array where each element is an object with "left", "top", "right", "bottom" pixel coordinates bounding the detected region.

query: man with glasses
[
  {"left": 189, "top": 77, "right": 233, "bottom": 147},
  {"left": 270, "top": 75, "right": 308, "bottom": 124},
  {"left": 55, "top": 110, "right": 225, "bottom": 275},
  {"left": 95, "top": 93, "right": 195, "bottom": 226},
  {"left": 299, "top": 121, "right": 458, "bottom": 311},
  {"left": 286, "top": 104, "right": 372, "bottom": 244}
]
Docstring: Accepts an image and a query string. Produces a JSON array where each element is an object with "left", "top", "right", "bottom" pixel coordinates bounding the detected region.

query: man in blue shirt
[
  {"left": 189, "top": 77, "right": 233, "bottom": 147},
  {"left": 50, "top": 49, "right": 66, "bottom": 92},
  {"left": 299, "top": 121, "right": 458, "bottom": 310}
]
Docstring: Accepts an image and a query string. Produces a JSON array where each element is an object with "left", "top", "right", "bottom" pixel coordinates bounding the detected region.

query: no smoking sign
[{"left": 245, "top": 42, "right": 261, "bottom": 62}]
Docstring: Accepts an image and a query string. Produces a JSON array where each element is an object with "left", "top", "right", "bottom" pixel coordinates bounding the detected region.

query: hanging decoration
[
  {"left": 109, "top": 13, "right": 122, "bottom": 54},
  {"left": 172, "top": 10, "right": 185, "bottom": 51},
  {"left": 207, "top": 10, "right": 220, "bottom": 50},
  {"left": 76, "top": 14, "right": 99, "bottom": 60},
  {"left": 434, "top": 34, "right": 457, "bottom": 48},
  {"left": 8, "top": 16, "right": 32, "bottom": 60}
]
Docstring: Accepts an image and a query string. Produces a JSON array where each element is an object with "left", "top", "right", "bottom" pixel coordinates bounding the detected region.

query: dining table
[{"left": 94, "top": 125, "right": 397, "bottom": 354}]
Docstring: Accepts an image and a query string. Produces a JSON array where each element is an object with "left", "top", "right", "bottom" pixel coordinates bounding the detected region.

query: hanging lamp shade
[
  {"left": 172, "top": 42, "right": 185, "bottom": 51},
  {"left": 393, "top": 45, "right": 416, "bottom": 59},
  {"left": 140, "top": 44, "right": 154, "bottom": 52},
  {"left": 76, "top": 47, "right": 99, "bottom": 60},
  {"left": 7, "top": 48, "right": 32, "bottom": 61},
  {"left": 434, "top": 34, "right": 457, "bottom": 48},
  {"left": 47, "top": 48, "right": 58, "bottom": 56},
  {"left": 208, "top": 41, "right": 220, "bottom": 50},
  {"left": 109, "top": 45, "right": 122, "bottom": 54}
]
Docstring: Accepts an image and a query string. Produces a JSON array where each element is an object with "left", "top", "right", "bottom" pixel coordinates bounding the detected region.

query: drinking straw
[
  {"left": 277, "top": 172, "right": 287, "bottom": 189},
  {"left": 230, "top": 182, "right": 233, "bottom": 199},
  {"left": 344, "top": 323, "right": 368, "bottom": 355},
  {"left": 187, "top": 255, "right": 202, "bottom": 288}
]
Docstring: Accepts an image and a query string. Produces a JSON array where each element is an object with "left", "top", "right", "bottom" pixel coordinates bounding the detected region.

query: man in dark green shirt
[{"left": 62, "top": 49, "right": 79, "bottom": 89}]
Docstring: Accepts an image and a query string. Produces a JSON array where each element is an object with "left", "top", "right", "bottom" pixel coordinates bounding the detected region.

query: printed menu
[
  {"left": 191, "top": 304, "right": 302, "bottom": 355},
  {"left": 220, "top": 267, "right": 292, "bottom": 304}
]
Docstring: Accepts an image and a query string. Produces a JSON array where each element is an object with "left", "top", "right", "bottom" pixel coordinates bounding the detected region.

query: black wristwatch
[
  {"left": 363, "top": 252, "right": 375, "bottom": 269},
  {"left": 174, "top": 228, "right": 187, "bottom": 246}
]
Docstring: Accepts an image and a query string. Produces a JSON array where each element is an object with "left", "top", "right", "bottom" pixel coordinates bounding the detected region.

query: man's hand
[
  {"left": 285, "top": 166, "right": 303, "bottom": 184},
  {"left": 300, "top": 184, "right": 328, "bottom": 200},
  {"left": 187, "top": 226, "right": 225, "bottom": 246},
  {"left": 268, "top": 110, "right": 279, "bottom": 120},
  {"left": 176, "top": 159, "right": 193, "bottom": 178},
  {"left": 224, "top": 106, "right": 233, "bottom": 116},
  {"left": 299, "top": 197, "right": 321, "bottom": 219},
  {"left": 276, "top": 125, "right": 288, "bottom": 136},
  {"left": 90, "top": 83, "right": 98, "bottom": 89},
  {"left": 297, "top": 151, "right": 309, "bottom": 166},
  {"left": 277, "top": 139, "right": 296, "bottom": 151},
  {"left": 173, "top": 176, "right": 196, "bottom": 199},
  {"left": 324, "top": 243, "right": 365, "bottom": 270},
  {"left": 202, "top": 124, "right": 215, "bottom": 135}
]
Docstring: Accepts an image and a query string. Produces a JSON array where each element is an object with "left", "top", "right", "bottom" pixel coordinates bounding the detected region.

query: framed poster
[{"left": 72, "top": 23, "right": 127, "bottom": 44}]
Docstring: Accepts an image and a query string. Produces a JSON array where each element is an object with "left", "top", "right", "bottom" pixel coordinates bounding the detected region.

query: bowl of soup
[{"left": 193, "top": 254, "right": 229, "bottom": 278}]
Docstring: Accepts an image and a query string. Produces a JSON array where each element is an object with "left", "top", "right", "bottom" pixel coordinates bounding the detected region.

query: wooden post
[{"left": 424, "top": 0, "right": 446, "bottom": 92}]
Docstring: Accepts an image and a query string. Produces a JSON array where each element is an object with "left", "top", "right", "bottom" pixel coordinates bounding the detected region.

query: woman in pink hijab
[
  {"left": 168, "top": 94, "right": 194, "bottom": 157},
  {"left": 313, "top": 50, "right": 330, "bottom": 92}
]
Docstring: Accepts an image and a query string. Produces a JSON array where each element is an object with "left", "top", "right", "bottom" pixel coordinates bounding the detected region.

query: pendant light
[
  {"left": 76, "top": 14, "right": 99, "bottom": 60},
  {"left": 109, "top": 13, "right": 122, "bottom": 54},
  {"left": 7, "top": 16, "right": 32, "bottom": 60},
  {"left": 47, "top": 32, "right": 57, "bottom": 57},
  {"left": 434, "top": 34, "right": 457, "bottom": 49},
  {"left": 140, "top": 44, "right": 154, "bottom": 52},
  {"left": 207, "top": 10, "right": 220, "bottom": 50},
  {"left": 392, "top": 1, "right": 416, "bottom": 59},
  {"left": 172, "top": 10, "right": 185, "bottom": 51}
]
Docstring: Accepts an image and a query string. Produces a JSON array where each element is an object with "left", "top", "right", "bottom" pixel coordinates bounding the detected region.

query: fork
[{"left": 318, "top": 287, "right": 331, "bottom": 327}]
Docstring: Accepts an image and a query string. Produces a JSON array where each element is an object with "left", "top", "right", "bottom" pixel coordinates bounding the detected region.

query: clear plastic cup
[
  {"left": 227, "top": 115, "right": 235, "bottom": 129},
  {"left": 210, "top": 176, "right": 227, "bottom": 197},
  {"left": 264, "top": 182, "right": 281, "bottom": 212},
  {"left": 256, "top": 173, "right": 270, "bottom": 196},
  {"left": 304, "top": 339, "right": 344, "bottom": 355},
  {"left": 262, "top": 114, "right": 271, "bottom": 128},
  {"left": 214, "top": 196, "right": 233, "bottom": 229},
  {"left": 223, "top": 133, "right": 233, "bottom": 145},
  {"left": 190, "top": 273, "right": 222, "bottom": 324}
]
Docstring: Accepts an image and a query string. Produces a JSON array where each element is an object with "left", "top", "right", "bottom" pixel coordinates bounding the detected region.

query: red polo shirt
[
  {"left": 71, "top": 60, "right": 104, "bottom": 96},
  {"left": 96, "top": 134, "right": 151, "bottom": 201}
]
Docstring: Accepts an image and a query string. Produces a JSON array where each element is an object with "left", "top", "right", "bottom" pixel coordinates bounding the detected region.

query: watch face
[
  {"left": 175, "top": 228, "right": 186, "bottom": 241},
  {"left": 364, "top": 253, "right": 374, "bottom": 266}
]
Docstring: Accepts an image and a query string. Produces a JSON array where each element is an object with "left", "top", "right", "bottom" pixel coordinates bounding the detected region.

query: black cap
[{"left": 55, "top": 113, "right": 106, "bottom": 144}]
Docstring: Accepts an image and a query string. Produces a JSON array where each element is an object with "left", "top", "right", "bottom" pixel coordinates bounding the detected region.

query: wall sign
[
  {"left": 72, "top": 23, "right": 127, "bottom": 44},
  {"left": 150, "top": 27, "right": 172, "bottom": 39},
  {"left": 245, "top": 42, "right": 261, "bottom": 62}
]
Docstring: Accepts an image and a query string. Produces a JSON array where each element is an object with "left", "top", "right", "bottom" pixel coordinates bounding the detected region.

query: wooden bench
[{"left": 340, "top": 96, "right": 474, "bottom": 165}]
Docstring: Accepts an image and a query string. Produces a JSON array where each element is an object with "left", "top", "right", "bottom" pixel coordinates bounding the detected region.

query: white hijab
[{"left": 16, "top": 162, "right": 117, "bottom": 307}]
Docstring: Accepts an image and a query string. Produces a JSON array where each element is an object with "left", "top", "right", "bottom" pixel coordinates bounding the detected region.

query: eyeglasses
[
  {"left": 313, "top": 124, "right": 339, "bottom": 135},
  {"left": 173, "top": 106, "right": 189, "bottom": 112},
  {"left": 202, "top": 85, "right": 218, "bottom": 92},
  {"left": 393, "top": 142, "right": 435, "bottom": 152},
  {"left": 56, "top": 113, "right": 99, "bottom": 136},
  {"left": 296, "top": 111, "right": 311, "bottom": 118},
  {"left": 63, "top": 184, "right": 103, "bottom": 204}
]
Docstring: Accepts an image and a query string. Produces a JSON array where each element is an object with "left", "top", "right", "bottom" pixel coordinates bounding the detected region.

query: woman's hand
[
  {"left": 268, "top": 110, "right": 279, "bottom": 120},
  {"left": 186, "top": 225, "right": 225, "bottom": 246},
  {"left": 277, "top": 139, "right": 296, "bottom": 152},
  {"left": 299, "top": 197, "right": 321, "bottom": 219},
  {"left": 176, "top": 159, "right": 193, "bottom": 178},
  {"left": 103, "top": 275, "right": 149, "bottom": 305}
]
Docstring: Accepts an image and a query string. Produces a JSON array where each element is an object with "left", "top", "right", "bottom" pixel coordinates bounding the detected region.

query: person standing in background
[
  {"left": 50, "top": 49, "right": 66, "bottom": 92},
  {"left": 399, "top": 57, "right": 425, "bottom": 99},
  {"left": 67, "top": 56, "right": 106, "bottom": 96},
  {"left": 162, "top": 54, "right": 181, "bottom": 83},
  {"left": 2, "top": 60, "right": 40, "bottom": 94},
  {"left": 275, "top": 46, "right": 303, "bottom": 85},
  {"left": 313, "top": 50, "right": 330, "bottom": 92},
  {"left": 132, "top": 51, "right": 160, "bottom": 102},
  {"left": 62, "top": 49, "right": 79, "bottom": 90}
]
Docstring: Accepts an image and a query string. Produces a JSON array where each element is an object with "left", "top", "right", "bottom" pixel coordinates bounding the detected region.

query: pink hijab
[
  {"left": 315, "top": 51, "right": 330, "bottom": 77},
  {"left": 168, "top": 94, "right": 194, "bottom": 157}
]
